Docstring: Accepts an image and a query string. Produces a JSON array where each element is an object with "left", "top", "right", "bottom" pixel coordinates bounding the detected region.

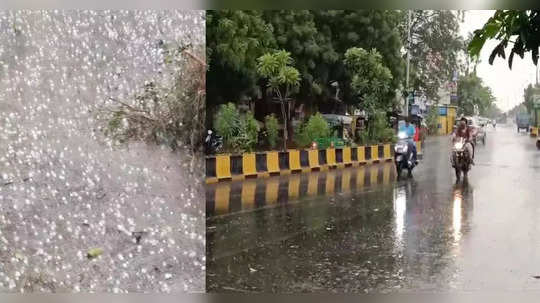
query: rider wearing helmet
[
  {"left": 399, "top": 117, "right": 418, "bottom": 164},
  {"left": 451, "top": 116, "right": 475, "bottom": 165}
]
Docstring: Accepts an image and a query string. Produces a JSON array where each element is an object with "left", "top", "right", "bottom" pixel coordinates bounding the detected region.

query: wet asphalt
[{"left": 206, "top": 123, "right": 540, "bottom": 293}]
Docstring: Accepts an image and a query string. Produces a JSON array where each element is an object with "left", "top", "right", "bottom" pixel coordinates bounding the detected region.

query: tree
[
  {"left": 457, "top": 73, "right": 498, "bottom": 117},
  {"left": 257, "top": 50, "right": 301, "bottom": 150},
  {"left": 344, "top": 47, "right": 394, "bottom": 139},
  {"left": 206, "top": 10, "right": 275, "bottom": 108},
  {"left": 468, "top": 10, "right": 540, "bottom": 68},
  {"left": 344, "top": 48, "right": 394, "bottom": 113},
  {"left": 399, "top": 10, "right": 465, "bottom": 100},
  {"left": 523, "top": 83, "right": 540, "bottom": 114},
  {"left": 313, "top": 10, "right": 405, "bottom": 105},
  {"left": 262, "top": 10, "right": 338, "bottom": 99}
]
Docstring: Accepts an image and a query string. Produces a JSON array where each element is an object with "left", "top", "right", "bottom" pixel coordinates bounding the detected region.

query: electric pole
[{"left": 405, "top": 10, "right": 411, "bottom": 117}]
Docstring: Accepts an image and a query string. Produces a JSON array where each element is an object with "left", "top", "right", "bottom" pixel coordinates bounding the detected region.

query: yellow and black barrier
[
  {"left": 531, "top": 126, "right": 538, "bottom": 137},
  {"left": 206, "top": 142, "right": 423, "bottom": 183},
  {"left": 207, "top": 163, "right": 395, "bottom": 216}
]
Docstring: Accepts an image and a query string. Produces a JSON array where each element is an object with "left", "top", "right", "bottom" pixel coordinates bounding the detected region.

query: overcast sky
[{"left": 460, "top": 10, "right": 538, "bottom": 112}]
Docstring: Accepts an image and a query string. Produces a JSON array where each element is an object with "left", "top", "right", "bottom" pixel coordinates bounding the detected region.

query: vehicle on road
[
  {"left": 394, "top": 131, "right": 416, "bottom": 178},
  {"left": 516, "top": 112, "right": 530, "bottom": 132},
  {"left": 452, "top": 136, "right": 473, "bottom": 180},
  {"left": 471, "top": 117, "right": 486, "bottom": 145},
  {"left": 205, "top": 130, "right": 223, "bottom": 154},
  {"left": 537, "top": 137, "right": 540, "bottom": 150},
  {"left": 454, "top": 116, "right": 486, "bottom": 145}
]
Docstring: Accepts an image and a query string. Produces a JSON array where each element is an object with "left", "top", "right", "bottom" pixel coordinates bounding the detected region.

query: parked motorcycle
[
  {"left": 205, "top": 130, "right": 223, "bottom": 154},
  {"left": 452, "top": 137, "right": 472, "bottom": 180},
  {"left": 394, "top": 131, "right": 416, "bottom": 178}
]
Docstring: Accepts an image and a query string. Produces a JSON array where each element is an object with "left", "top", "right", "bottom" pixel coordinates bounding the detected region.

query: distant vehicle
[{"left": 516, "top": 112, "right": 530, "bottom": 132}]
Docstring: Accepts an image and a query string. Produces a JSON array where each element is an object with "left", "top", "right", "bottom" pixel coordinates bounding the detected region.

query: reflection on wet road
[
  {"left": 206, "top": 162, "right": 395, "bottom": 217},
  {"left": 207, "top": 124, "right": 540, "bottom": 293}
]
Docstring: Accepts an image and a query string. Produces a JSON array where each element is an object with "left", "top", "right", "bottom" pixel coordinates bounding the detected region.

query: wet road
[{"left": 207, "top": 123, "right": 540, "bottom": 293}]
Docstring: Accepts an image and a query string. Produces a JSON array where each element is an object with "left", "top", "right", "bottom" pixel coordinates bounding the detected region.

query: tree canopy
[
  {"left": 400, "top": 10, "right": 464, "bottom": 100},
  {"left": 468, "top": 10, "right": 540, "bottom": 69},
  {"left": 344, "top": 48, "right": 393, "bottom": 113},
  {"left": 207, "top": 10, "right": 406, "bottom": 111},
  {"left": 457, "top": 73, "right": 498, "bottom": 118}
]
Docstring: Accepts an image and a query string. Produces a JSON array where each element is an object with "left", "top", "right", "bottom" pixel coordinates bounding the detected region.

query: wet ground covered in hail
[
  {"left": 0, "top": 11, "right": 205, "bottom": 292},
  {"left": 207, "top": 123, "right": 540, "bottom": 293}
]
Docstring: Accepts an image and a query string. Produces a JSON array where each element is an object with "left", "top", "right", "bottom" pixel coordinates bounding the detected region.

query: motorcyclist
[
  {"left": 451, "top": 117, "right": 475, "bottom": 166},
  {"left": 399, "top": 117, "right": 418, "bottom": 164}
]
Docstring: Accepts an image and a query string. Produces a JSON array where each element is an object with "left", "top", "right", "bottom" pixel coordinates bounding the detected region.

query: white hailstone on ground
[{"left": 0, "top": 10, "right": 204, "bottom": 293}]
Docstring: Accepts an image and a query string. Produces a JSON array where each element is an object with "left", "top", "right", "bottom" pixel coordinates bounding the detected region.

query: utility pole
[{"left": 405, "top": 9, "right": 411, "bottom": 117}]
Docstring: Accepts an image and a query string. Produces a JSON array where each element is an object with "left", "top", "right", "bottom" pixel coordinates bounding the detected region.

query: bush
[
  {"left": 215, "top": 103, "right": 241, "bottom": 145},
  {"left": 237, "top": 113, "right": 260, "bottom": 152},
  {"left": 264, "top": 114, "right": 279, "bottom": 149},
  {"left": 294, "top": 113, "right": 331, "bottom": 147},
  {"left": 215, "top": 103, "right": 260, "bottom": 152},
  {"left": 355, "top": 111, "right": 395, "bottom": 145},
  {"left": 381, "top": 128, "right": 397, "bottom": 144}
]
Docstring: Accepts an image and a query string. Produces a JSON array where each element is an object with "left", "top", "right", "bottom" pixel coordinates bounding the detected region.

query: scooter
[
  {"left": 452, "top": 137, "right": 472, "bottom": 180},
  {"left": 394, "top": 131, "right": 417, "bottom": 178},
  {"left": 205, "top": 130, "right": 223, "bottom": 154}
]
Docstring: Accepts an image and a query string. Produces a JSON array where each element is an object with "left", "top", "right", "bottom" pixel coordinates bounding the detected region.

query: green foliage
[
  {"left": 356, "top": 129, "right": 370, "bottom": 145},
  {"left": 215, "top": 102, "right": 260, "bottom": 152},
  {"left": 262, "top": 10, "right": 339, "bottom": 97},
  {"left": 370, "top": 111, "right": 396, "bottom": 144},
  {"left": 523, "top": 83, "right": 540, "bottom": 114},
  {"left": 294, "top": 113, "right": 330, "bottom": 147},
  {"left": 313, "top": 10, "right": 405, "bottom": 102},
  {"left": 236, "top": 112, "right": 260, "bottom": 152},
  {"left": 257, "top": 50, "right": 301, "bottom": 97},
  {"left": 468, "top": 10, "right": 540, "bottom": 68},
  {"left": 344, "top": 47, "right": 393, "bottom": 114},
  {"left": 215, "top": 102, "right": 242, "bottom": 144},
  {"left": 206, "top": 10, "right": 276, "bottom": 104},
  {"left": 257, "top": 50, "right": 300, "bottom": 150},
  {"left": 399, "top": 10, "right": 465, "bottom": 100},
  {"left": 457, "top": 73, "right": 498, "bottom": 117},
  {"left": 425, "top": 105, "right": 439, "bottom": 134},
  {"left": 264, "top": 114, "right": 279, "bottom": 148},
  {"left": 207, "top": 10, "right": 406, "bottom": 109}
]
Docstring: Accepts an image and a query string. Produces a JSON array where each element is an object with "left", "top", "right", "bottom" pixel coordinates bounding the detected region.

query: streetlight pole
[{"left": 405, "top": 9, "right": 411, "bottom": 117}]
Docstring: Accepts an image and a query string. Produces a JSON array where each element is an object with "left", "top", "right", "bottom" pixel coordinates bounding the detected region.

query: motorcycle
[
  {"left": 394, "top": 131, "right": 416, "bottom": 178},
  {"left": 452, "top": 137, "right": 472, "bottom": 180},
  {"left": 205, "top": 130, "right": 223, "bottom": 154},
  {"left": 536, "top": 137, "right": 540, "bottom": 150}
]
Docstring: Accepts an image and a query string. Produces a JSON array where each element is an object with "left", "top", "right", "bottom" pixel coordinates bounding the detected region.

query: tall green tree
[
  {"left": 457, "top": 73, "right": 497, "bottom": 117},
  {"left": 257, "top": 50, "right": 301, "bottom": 150},
  {"left": 399, "top": 10, "right": 464, "bottom": 100},
  {"left": 344, "top": 48, "right": 394, "bottom": 113},
  {"left": 468, "top": 10, "right": 540, "bottom": 68}
]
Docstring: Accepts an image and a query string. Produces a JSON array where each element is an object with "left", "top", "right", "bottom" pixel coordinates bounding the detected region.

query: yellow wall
[
  {"left": 438, "top": 116, "right": 447, "bottom": 135},
  {"left": 437, "top": 106, "right": 456, "bottom": 135},
  {"left": 447, "top": 107, "right": 456, "bottom": 134}
]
